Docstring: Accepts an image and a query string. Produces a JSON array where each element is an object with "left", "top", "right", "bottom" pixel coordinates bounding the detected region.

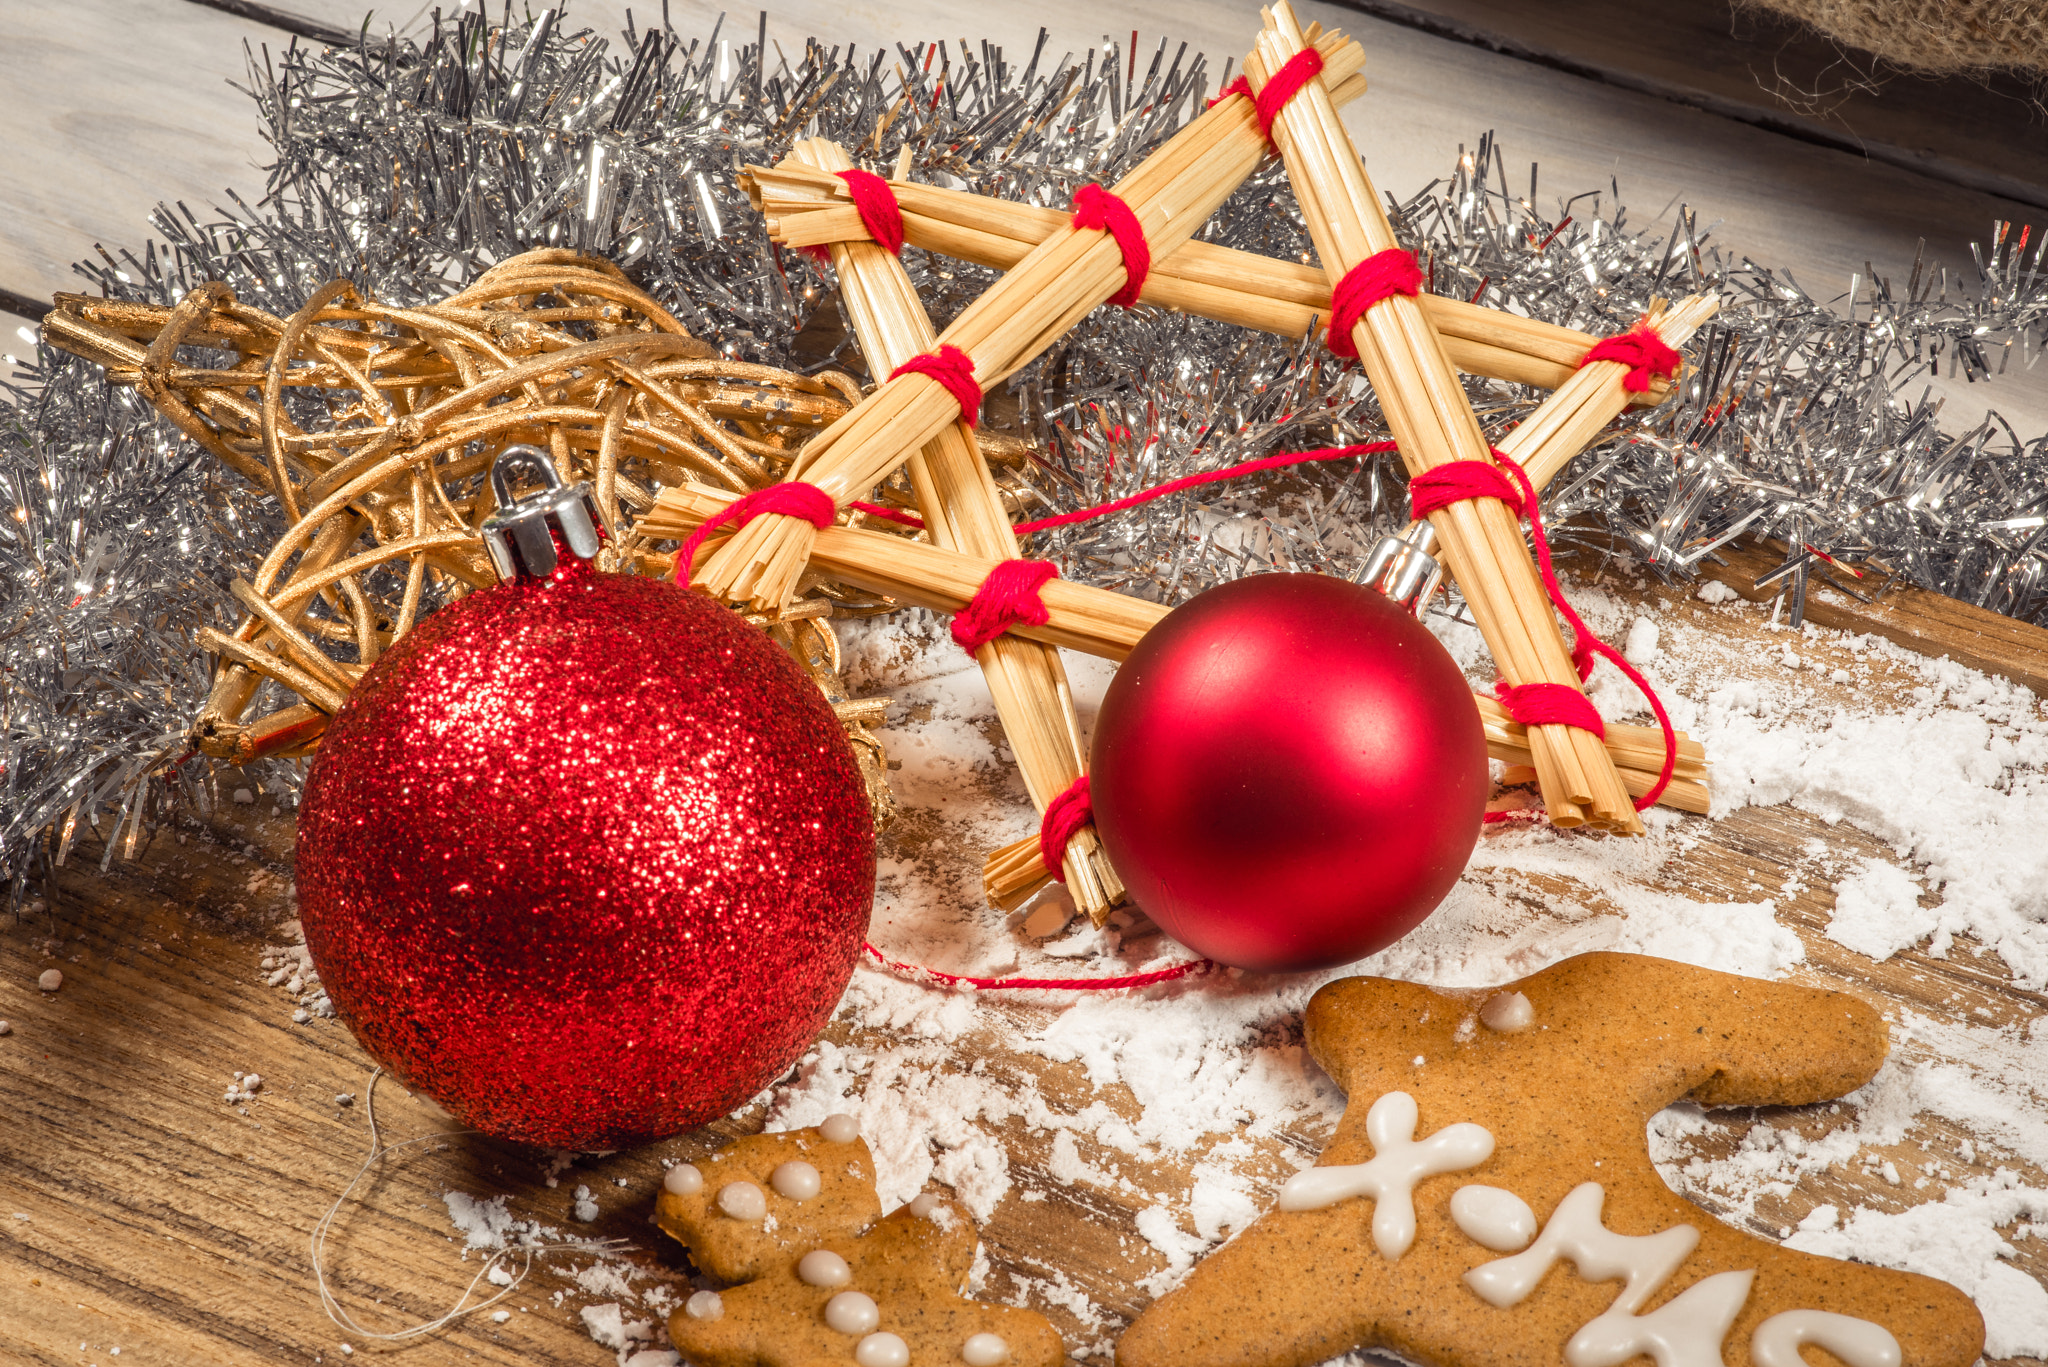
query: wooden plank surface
[{"left": 3, "top": 573, "right": 2046, "bottom": 1367}]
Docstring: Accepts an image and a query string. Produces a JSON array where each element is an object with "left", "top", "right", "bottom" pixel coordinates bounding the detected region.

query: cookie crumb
[{"left": 37, "top": 969, "right": 62, "bottom": 992}]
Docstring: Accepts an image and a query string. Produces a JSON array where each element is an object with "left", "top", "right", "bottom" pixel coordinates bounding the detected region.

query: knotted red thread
[
  {"left": 835, "top": 168, "right": 906, "bottom": 254},
  {"left": 1071, "top": 184, "right": 1151, "bottom": 308},
  {"left": 674, "top": 482, "right": 835, "bottom": 581},
  {"left": 1038, "top": 774, "right": 1093, "bottom": 883},
  {"left": 1327, "top": 249, "right": 1424, "bottom": 360},
  {"left": 889, "top": 345, "right": 982, "bottom": 427},
  {"left": 860, "top": 941, "right": 1212, "bottom": 991},
  {"left": 1204, "top": 46, "right": 1323, "bottom": 147},
  {"left": 953, "top": 558, "right": 1060, "bottom": 653},
  {"left": 1580, "top": 323, "right": 1682, "bottom": 393}
]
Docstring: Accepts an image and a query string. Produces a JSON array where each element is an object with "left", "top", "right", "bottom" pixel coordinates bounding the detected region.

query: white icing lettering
[
  {"left": 1276, "top": 1091, "right": 1493, "bottom": 1259},
  {"left": 1567, "top": 1270, "right": 1754, "bottom": 1367},
  {"left": 1480, "top": 991, "right": 1535, "bottom": 1032},
  {"left": 1750, "top": 1310, "right": 1902, "bottom": 1367},
  {"left": 1465, "top": 1183, "right": 1753, "bottom": 1367},
  {"left": 772, "top": 1160, "right": 822, "bottom": 1200},
  {"left": 1450, "top": 1185, "right": 1537, "bottom": 1252},
  {"left": 820, "top": 1113, "right": 860, "bottom": 1144}
]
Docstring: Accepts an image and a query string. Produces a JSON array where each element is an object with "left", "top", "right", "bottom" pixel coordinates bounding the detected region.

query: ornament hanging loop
[{"left": 480, "top": 444, "right": 602, "bottom": 581}]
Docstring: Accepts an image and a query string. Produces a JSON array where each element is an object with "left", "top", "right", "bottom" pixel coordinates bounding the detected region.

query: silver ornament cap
[
  {"left": 1359, "top": 520, "right": 1443, "bottom": 616},
  {"left": 479, "top": 444, "right": 601, "bottom": 581}
]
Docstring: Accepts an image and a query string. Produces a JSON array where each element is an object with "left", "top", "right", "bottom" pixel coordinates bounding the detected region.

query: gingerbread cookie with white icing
[
  {"left": 654, "top": 1114, "right": 880, "bottom": 1283},
  {"left": 1117, "top": 952, "right": 1984, "bottom": 1367},
  {"left": 658, "top": 1118, "right": 1064, "bottom": 1367}
]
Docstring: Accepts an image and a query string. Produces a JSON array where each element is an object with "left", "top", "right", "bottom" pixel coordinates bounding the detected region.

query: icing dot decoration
[
  {"left": 773, "top": 1159, "right": 823, "bottom": 1200},
  {"left": 1449, "top": 1185, "right": 1538, "bottom": 1252},
  {"left": 908, "top": 1192, "right": 941, "bottom": 1218},
  {"left": 1479, "top": 990, "right": 1535, "bottom": 1032},
  {"left": 664, "top": 1163, "right": 704, "bottom": 1197},
  {"left": 717, "top": 1180, "right": 768, "bottom": 1221},
  {"left": 820, "top": 1113, "right": 861, "bottom": 1144},
  {"left": 825, "top": 1290, "right": 881, "bottom": 1336},
  {"left": 856, "top": 1331, "right": 911, "bottom": 1367},
  {"left": 685, "top": 1290, "right": 724, "bottom": 1321},
  {"left": 799, "top": 1249, "right": 853, "bottom": 1288},
  {"left": 962, "top": 1330, "right": 1011, "bottom": 1365}
]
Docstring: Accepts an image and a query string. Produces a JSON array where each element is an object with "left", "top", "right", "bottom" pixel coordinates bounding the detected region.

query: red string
[
  {"left": 674, "top": 482, "right": 835, "bottom": 581},
  {"left": 861, "top": 941, "right": 1214, "bottom": 991},
  {"left": 1038, "top": 774, "right": 1093, "bottom": 882},
  {"left": 835, "top": 168, "right": 906, "bottom": 255},
  {"left": 1580, "top": 323, "right": 1682, "bottom": 393},
  {"left": 953, "top": 558, "right": 1060, "bottom": 653},
  {"left": 1327, "top": 249, "right": 1424, "bottom": 360},
  {"left": 1204, "top": 46, "right": 1322, "bottom": 147},
  {"left": 889, "top": 344, "right": 982, "bottom": 428},
  {"left": 1071, "top": 184, "right": 1151, "bottom": 308},
  {"left": 1012, "top": 442, "right": 1398, "bottom": 535},
  {"left": 849, "top": 500, "right": 924, "bottom": 528}
]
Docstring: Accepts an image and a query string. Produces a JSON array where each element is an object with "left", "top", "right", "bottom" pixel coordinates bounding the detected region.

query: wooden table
[{"left": 3, "top": 3, "right": 2046, "bottom": 1366}]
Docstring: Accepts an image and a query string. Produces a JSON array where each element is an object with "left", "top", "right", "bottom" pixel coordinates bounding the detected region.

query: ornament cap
[
  {"left": 1360, "top": 521, "right": 1442, "bottom": 616},
  {"left": 480, "top": 444, "right": 602, "bottom": 580}
]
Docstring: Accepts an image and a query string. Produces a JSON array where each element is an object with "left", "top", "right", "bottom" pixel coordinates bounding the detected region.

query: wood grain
[
  {"left": 1698, "top": 536, "right": 2048, "bottom": 698},
  {"left": 4, "top": 580, "right": 2046, "bottom": 1367}
]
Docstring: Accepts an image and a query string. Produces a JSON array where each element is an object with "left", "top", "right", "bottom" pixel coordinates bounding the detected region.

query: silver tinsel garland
[{"left": 2, "top": 5, "right": 2044, "bottom": 880}]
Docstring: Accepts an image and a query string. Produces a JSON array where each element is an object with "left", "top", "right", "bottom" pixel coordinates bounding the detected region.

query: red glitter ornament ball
[
  {"left": 296, "top": 549, "right": 874, "bottom": 1150},
  {"left": 1090, "top": 574, "right": 1487, "bottom": 973}
]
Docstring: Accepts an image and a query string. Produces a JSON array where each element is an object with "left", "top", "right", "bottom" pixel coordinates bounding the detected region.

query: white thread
[{"left": 310, "top": 1068, "right": 623, "bottom": 1342}]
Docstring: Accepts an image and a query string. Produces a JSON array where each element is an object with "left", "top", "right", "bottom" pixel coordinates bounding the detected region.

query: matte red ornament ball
[
  {"left": 1090, "top": 573, "right": 1487, "bottom": 973},
  {"left": 295, "top": 555, "right": 874, "bottom": 1149}
]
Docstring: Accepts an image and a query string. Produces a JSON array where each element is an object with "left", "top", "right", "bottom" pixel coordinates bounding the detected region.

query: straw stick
[
  {"left": 692, "top": 31, "right": 1371, "bottom": 614},
  {"left": 744, "top": 170, "right": 1669, "bottom": 407},
  {"left": 1248, "top": 0, "right": 1638, "bottom": 833},
  {"left": 643, "top": 483, "right": 1709, "bottom": 820},
  {"left": 786, "top": 138, "right": 1124, "bottom": 923}
]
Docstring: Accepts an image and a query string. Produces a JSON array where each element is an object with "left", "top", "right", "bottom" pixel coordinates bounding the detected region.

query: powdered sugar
[{"left": 432, "top": 587, "right": 2048, "bottom": 1358}]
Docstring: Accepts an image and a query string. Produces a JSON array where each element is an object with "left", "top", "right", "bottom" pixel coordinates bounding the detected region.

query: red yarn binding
[
  {"left": 1579, "top": 323, "right": 1682, "bottom": 393},
  {"left": 1254, "top": 48, "right": 1325, "bottom": 140},
  {"left": 861, "top": 941, "right": 1212, "bottom": 991},
  {"left": 674, "top": 482, "right": 835, "bottom": 580},
  {"left": 889, "top": 344, "right": 982, "bottom": 427},
  {"left": 1204, "top": 46, "right": 1322, "bottom": 147},
  {"left": 1327, "top": 249, "right": 1425, "bottom": 359},
  {"left": 835, "top": 168, "right": 906, "bottom": 255},
  {"left": 1038, "top": 773, "right": 1093, "bottom": 883},
  {"left": 1493, "top": 681, "right": 1605, "bottom": 736},
  {"left": 1071, "top": 184, "right": 1151, "bottom": 308},
  {"left": 1408, "top": 459, "right": 1521, "bottom": 520},
  {"left": 953, "top": 558, "right": 1060, "bottom": 653}
]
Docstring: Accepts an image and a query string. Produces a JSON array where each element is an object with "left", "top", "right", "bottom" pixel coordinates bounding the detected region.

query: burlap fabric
[{"left": 1747, "top": 0, "right": 2048, "bottom": 74}]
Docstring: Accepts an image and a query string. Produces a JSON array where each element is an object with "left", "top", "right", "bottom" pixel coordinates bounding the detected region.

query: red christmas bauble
[
  {"left": 1090, "top": 573, "right": 1486, "bottom": 973},
  {"left": 296, "top": 556, "right": 874, "bottom": 1149}
]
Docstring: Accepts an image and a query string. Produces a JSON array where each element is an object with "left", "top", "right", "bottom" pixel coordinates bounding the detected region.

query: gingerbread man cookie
[
  {"left": 1118, "top": 952, "right": 1983, "bottom": 1367},
  {"left": 658, "top": 1117, "right": 1064, "bottom": 1367}
]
